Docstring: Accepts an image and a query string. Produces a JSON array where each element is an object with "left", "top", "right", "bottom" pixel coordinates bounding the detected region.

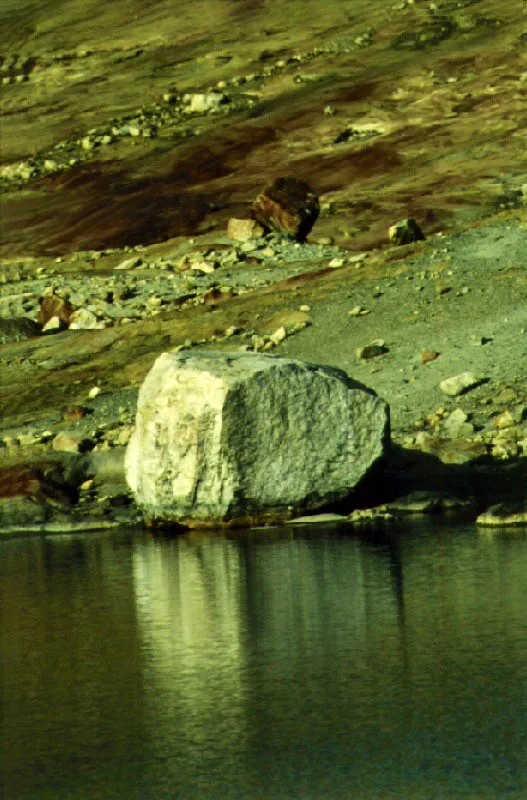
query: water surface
[{"left": 2, "top": 522, "right": 527, "bottom": 799}]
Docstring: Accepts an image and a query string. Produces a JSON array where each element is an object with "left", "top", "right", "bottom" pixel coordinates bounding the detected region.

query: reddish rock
[
  {"left": 251, "top": 176, "right": 320, "bottom": 240},
  {"left": 0, "top": 462, "right": 75, "bottom": 504},
  {"left": 62, "top": 405, "right": 89, "bottom": 422},
  {"left": 0, "top": 464, "right": 46, "bottom": 500},
  {"left": 419, "top": 349, "right": 440, "bottom": 365},
  {"left": 37, "top": 292, "right": 75, "bottom": 326}
]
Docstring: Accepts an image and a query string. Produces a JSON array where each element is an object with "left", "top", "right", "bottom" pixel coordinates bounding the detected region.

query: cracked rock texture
[{"left": 126, "top": 351, "right": 389, "bottom": 527}]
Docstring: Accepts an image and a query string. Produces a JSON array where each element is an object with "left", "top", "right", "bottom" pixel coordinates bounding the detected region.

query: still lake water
[{"left": 2, "top": 522, "right": 527, "bottom": 800}]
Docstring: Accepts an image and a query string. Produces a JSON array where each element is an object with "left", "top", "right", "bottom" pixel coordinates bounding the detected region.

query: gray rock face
[{"left": 125, "top": 351, "right": 389, "bottom": 527}]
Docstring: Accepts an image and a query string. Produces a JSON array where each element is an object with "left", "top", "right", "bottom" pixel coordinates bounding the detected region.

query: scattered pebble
[{"left": 348, "top": 306, "right": 370, "bottom": 317}]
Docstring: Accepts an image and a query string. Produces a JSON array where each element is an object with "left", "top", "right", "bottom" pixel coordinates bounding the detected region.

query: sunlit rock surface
[{"left": 126, "top": 351, "right": 389, "bottom": 527}]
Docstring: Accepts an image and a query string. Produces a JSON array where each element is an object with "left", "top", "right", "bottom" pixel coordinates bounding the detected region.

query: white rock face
[
  {"left": 68, "top": 308, "right": 105, "bottom": 329},
  {"left": 125, "top": 351, "right": 389, "bottom": 527},
  {"left": 182, "top": 92, "right": 226, "bottom": 114}
]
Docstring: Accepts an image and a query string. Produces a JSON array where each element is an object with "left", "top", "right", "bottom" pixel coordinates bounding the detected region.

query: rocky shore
[
  {"left": 3, "top": 208, "right": 527, "bottom": 533},
  {"left": 2, "top": 0, "right": 527, "bottom": 533}
]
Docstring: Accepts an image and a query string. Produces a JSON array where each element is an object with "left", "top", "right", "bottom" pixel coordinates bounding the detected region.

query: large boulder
[{"left": 125, "top": 351, "right": 389, "bottom": 528}]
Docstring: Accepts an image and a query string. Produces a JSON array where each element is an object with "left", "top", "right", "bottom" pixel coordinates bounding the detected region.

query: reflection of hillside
[
  {"left": 3, "top": 527, "right": 527, "bottom": 797},
  {"left": 1, "top": 534, "right": 145, "bottom": 797},
  {"left": 394, "top": 528, "right": 527, "bottom": 694}
]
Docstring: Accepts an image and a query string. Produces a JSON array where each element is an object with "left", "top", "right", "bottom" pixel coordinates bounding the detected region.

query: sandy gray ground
[{"left": 280, "top": 218, "right": 527, "bottom": 436}]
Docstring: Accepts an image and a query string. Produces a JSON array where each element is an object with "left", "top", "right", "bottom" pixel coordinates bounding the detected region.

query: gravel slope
[{"left": 280, "top": 215, "right": 527, "bottom": 439}]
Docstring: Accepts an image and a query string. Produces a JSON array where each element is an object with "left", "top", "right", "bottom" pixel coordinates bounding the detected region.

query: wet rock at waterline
[
  {"left": 0, "top": 463, "right": 74, "bottom": 528},
  {"left": 125, "top": 351, "right": 389, "bottom": 528},
  {"left": 251, "top": 176, "right": 320, "bottom": 241},
  {"left": 477, "top": 502, "right": 527, "bottom": 528}
]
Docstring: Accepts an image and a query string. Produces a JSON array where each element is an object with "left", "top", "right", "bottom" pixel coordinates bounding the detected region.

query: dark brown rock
[
  {"left": 37, "top": 292, "right": 75, "bottom": 326},
  {"left": 0, "top": 462, "right": 75, "bottom": 504},
  {"left": 251, "top": 176, "right": 319, "bottom": 240},
  {"left": 62, "top": 404, "right": 89, "bottom": 422},
  {"left": 0, "top": 462, "right": 78, "bottom": 527}
]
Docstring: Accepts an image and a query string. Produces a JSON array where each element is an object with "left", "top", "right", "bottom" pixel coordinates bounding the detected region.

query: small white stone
[
  {"left": 42, "top": 315, "right": 63, "bottom": 332},
  {"left": 348, "top": 252, "right": 368, "bottom": 264},
  {"left": 443, "top": 408, "right": 474, "bottom": 438},
  {"left": 439, "top": 372, "right": 481, "bottom": 397},
  {"left": 115, "top": 256, "right": 142, "bottom": 271},
  {"left": 52, "top": 431, "right": 86, "bottom": 453},
  {"left": 69, "top": 308, "right": 105, "bottom": 330},
  {"left": 117, "top": 427, "right": 132, "bottom": 446},
  {"left": 269, "top": 326, "right": 287, "bottom": 345},
  {"left": 348, "top": 306, "right": 370, "bottom": 317},
  {"left": 191, "top": 260, "right": 216, "bottom": 274},
  {"left": 88, "top": 386, "right": 101, "bottom": 399},
  {"left": 224, "top": 326, "right": 239, "bottom": 337},
  {"left": 183, "top": 93, "right": 226, "bottom": 113},
  {"left": 227, "top": 218, "right": 264, "bottom": 241}
]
